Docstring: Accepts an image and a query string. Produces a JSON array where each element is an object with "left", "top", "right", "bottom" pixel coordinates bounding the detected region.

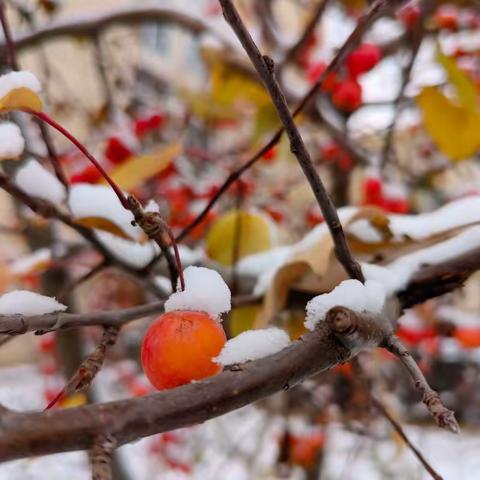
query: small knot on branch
[
  {"left": 262, "top": 54, "right": 275, "bottom": 74},
  {"left": 325, "top": 306, "right": 389, "bottom": 353}
]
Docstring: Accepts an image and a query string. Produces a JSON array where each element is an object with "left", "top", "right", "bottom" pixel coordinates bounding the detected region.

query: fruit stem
[{"left": 23, "top": 109, "right": 129, "bottom": 210}]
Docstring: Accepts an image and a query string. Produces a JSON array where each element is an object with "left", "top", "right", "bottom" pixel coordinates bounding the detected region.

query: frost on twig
[
  {"left": 89, "top": 434, "right": 117, "bottom": 480},
  {"left": 46, "top": 326, "right": 119, "bottom": 409},
  {"left": 383, "top": 334, "right": 460, "bottom": 434}
]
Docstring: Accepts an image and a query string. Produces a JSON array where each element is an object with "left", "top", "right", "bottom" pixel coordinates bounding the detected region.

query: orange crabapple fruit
[{"left": 141, "top": 310, "right": 226, "bottom": 390}]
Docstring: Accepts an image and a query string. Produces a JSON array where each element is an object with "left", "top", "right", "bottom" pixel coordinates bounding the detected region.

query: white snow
[
  {"left": 348, "top": 196, "right": 480, "bottom": 244},
  {"left": 215, "top": 327, "right": 290, "bottom": 365},
  {"left": 144, "top": 199, "right": 160, "bottom": 213},
  {"left": 388, "top": 196, "right": 480, "bottom": 241},
  {"left": 250, "top": 208, "right": 358, "bottom": 295},
  {"left": 68, "top": 183, "right": 141, "bottom": 240},
  {"left": 9, "top": 248, "right": 51, "bottom": 275},
  {"left": 363, "top": 225, "right": 480, "bottom": 295},
  {"left": 0, "top": 70, "right": 41, "bottom": 100},
  {"left": 165, "top": 266, "right": 231, "bottom": 319},
  {"left": 305, "top": 279, "right": 386, "bottom": 331},
  {"left": 15, "top": 159, "right": 66, "bottom": 204},
  {"left": 95, "top": 231, "right": 159, "bottom": 269},
  {"left": 0, "top": 122, "right": 24, "bottom": 159},
  {"left": 0, "top": 290, "right": 66, "bottom": 315}
]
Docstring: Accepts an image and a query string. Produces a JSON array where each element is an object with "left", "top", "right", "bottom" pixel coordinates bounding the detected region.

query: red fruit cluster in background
[
  {"left": 346, "top": 43, "right": 382, "bottom": 77},
  {"left": 134, "top": 113, "right": 166, "bottom": 138},
  {"left": 306, "top": 43, "right": 381, "bottom": 113},
  {"left": 397, "top": 2, "right": 421, "bottom": 30},
  {"left": 70, "top": 164, "right": 103, "bottom": 184},
  {"left": 289, "top": 431, "right": 325, "bottom": 468},
  {"left": 362, "top": 177, "right": 409, "bottom": 213},
  {"left": 305, "top": 206, "right": 324, "bottom": 227},
  {"left": 262, "top": 146, "right": 278, "bottom": 162},
  {"left": 321, "top": 142, "right": 353, "bottom": 171},
  {"left": 104, "top": 136, "right": 133, "bottom": 165},
  {"left": 331, "top": 80, "right": 363, "bottom": 113}
]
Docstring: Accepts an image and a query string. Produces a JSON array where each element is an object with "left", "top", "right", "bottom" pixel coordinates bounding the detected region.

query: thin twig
[
  {"left": 46, "top": 326, "right": 120, "bottom": 409},
  {"left": 281, "top": 0, "right": 330, "bottom": 67},
  {"left": 371, "top": 395, "right": 444, "bottom": 480},
  {"left": 383, "top": 334, "right": 459, "bottom": 434},
  {"left": 219, "top": 0, "right": 364, "bottom": 281},
  {"left": 380, "top": 8, "right": 424, "bottom": 170},
  {"left": 90, "top": 434, "right": 117, "bottom": 480},
  {"left": 0, "top": 1, "right": 18, "bottom": 70},
  {"left": 174, "top": 0, "right": 391, "bottom": 248}
]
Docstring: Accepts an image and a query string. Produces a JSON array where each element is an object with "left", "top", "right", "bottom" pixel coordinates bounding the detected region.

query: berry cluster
[{"left": 306, "top": 43, "right": 382, "bottom": 113}]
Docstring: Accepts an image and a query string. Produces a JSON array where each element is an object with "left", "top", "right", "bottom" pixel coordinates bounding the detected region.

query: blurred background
[{"left": 0, "top": 0, "right": 480, "bottom": 478}]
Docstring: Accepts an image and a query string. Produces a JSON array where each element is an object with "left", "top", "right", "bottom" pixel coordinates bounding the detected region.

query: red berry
[
  {"left": 305, "top": 207, "right": 324, "bottom": 226},
  {"left": 70, "top": 164, "right": 102, "bottom": 184},
  {"left": 134, "top": 113, "right": 166, "bottom": 138},
  {"left": 307, "top": 61, "right": 326, "bottom": 84},
  {"left": 141, "top": 310, "right": 226, "bottom": 390},
  {"left": 363, "top": 177, "right": 383, "bottom": 206},
  {"left": 264, "top": 206, "right": 284, "bottom": 223},
  {"left": 397, "top": 3, "right": 421, "bottom": 30},
  {"left": 434, "top": 6, "right": 458, "bottom": 31},
  {"left": 262, "top": 146, "right": 277, "bottom": 162},
  {"left": 331, "top": 80, "right": 362, "bottom": 112},
  {"left": 346, "top": 44, "right": 382, "bottom": 77},
  {"left": 104, "top": 136, "right": 132, "bottom": 165},
  {"left": 38, "top": 334, "right": 56, "bottom": 353}
]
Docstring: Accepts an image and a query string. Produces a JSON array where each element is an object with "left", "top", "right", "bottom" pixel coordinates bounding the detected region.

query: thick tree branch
[
  {"left": 219, "top": 0, "right": 364, "bottom": 281},
  {"left": 0, "top": 312, "right": 378, "bottom": 461}
]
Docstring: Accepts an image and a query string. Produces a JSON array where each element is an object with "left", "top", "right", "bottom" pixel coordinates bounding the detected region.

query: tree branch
[
  {"left": 0, "top": 5, "right": 232, "bottom": 53},
  {"left": 219, "top": 0, "right": 364, "bottom": 281},
  {"left": 0, "top": 312, "right": 376, "bottom": 461},
  {"left": 383, "top": 334, "right": 459, "bottom": 434}
]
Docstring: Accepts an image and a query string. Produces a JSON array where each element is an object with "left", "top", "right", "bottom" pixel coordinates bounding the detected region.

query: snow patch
[
  {"left": 305, "top": 279, "right": 386, "bottom": 331},
  {"left": 165, "top": 266, "right": 231, "bottom": 319},
  {"left": 68, "top": 183, "right": 141, "bottom": 240},
  {"left": 215, "top": 327, "right": 290, "bottom": 365},
  {"left": 363, "top": 225, "right": 480, "bottom": 295},
  {"left": 10, "top": 248, "right": 51, "bottom": 275},
  {"left": 95, "top": 231, "right": 159, "bottom": 269},
  {"left": 0, "top": 122, "right": 24, "bottom": 160},
  {"left": 15, "top": 159, "right": 66, "bottom": 204},
  {"left": 0, "top": 290, "right": 66, "bottom": 315},
  {"left": 0, "top": 70, "right": 41, "bottom": 100}
]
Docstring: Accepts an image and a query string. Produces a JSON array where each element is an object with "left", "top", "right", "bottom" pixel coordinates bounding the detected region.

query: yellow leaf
[
  {"left": 416, "top": 87, "right": 480, "bottom": 160},
  {"left": 209, "top": 60, "right": 271, "bottom": 108},
  {"left": 59, "top": 393, "right": 87, "bottom": 408},
  {"left": 0, "top": 87, "right": 42, "bottom": 112},
  {"left": 75, "top": 216, "right": 136, "bottom": 240},
  {"left": 102, "top": 143, "right": 181, "bottom": 191},
  {"left": 206, "top": 210, "right": 274, "bottom": 266},
  {"left": 437, "top": 52, "right": 478, "bottom": 113},
  {"left": 229, "top": 305, "right": 260, "bottom": 337}
]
